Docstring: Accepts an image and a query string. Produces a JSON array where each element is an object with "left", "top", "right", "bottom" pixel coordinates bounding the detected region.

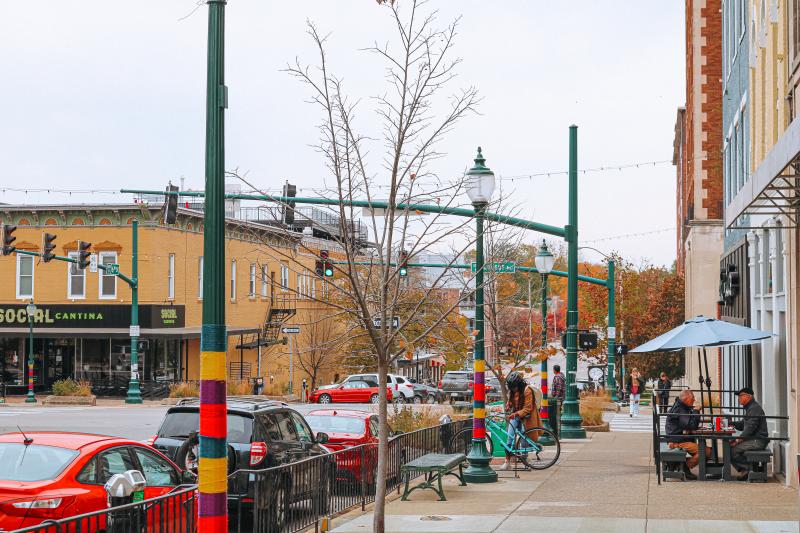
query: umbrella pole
[
  {"left": 703, "top": 346, "right": 713, "bottom": 416},
  {"left": 697, "top": 350, "right": 705, "bottom": 414}
]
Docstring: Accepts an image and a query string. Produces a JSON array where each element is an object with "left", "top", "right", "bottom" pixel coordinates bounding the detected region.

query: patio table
[{"left": 695, "top": 428, "right": 736, "bottom": 481}]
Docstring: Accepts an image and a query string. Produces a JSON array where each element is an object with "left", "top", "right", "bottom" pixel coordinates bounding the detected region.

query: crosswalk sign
[{"left": 616, "top": 344, "right": 628, "bottom": 355}]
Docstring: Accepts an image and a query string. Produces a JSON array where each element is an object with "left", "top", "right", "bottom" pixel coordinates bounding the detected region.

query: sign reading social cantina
[{"left": 0, "top": 305, "right": 185, "bottom": 329}]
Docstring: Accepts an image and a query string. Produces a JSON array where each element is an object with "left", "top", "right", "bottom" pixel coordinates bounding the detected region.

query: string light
[
  {"left": 580, "top": 227, "right": 675, "bottom": 244},
  {"left": 499, "top": 159, "right": 673, "bottom": 182}
]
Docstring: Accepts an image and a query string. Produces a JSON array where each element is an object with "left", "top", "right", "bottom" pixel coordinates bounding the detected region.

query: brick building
[
  {"left": 0, "top": 204, "right": 339, "bottom": 397},
  {"left": 675, "top": 0, "right": 725, "bottom": 388}
]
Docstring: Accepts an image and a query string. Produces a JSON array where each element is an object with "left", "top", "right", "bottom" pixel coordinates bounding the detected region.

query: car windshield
[
  {"left": 0, "top": 443, "right": 79, "bottom": 482},
  {"left": 158, "top": 411, "right": 253, "bottom": 443},
  {"left": 305, "top": 415, "right": 365, "bottom": 435}
]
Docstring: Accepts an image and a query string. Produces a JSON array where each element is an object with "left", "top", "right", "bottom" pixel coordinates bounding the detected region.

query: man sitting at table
[
  {"left": 730, "top": 387, "right": 769, "bottom": 481},
  {"left": 665, "top": 390, "right": 710, "bottom": 480}
]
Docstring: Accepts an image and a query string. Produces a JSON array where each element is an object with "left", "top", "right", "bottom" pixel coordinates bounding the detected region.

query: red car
[
  {"left": 305, "top": 409, "right": 380, "bottom": 485},
  {"left": 309, "top": 380, "right": 394, "bottom": 404},
  {"left": 0, "top": 432, "right": 193, "bottom": 531}
]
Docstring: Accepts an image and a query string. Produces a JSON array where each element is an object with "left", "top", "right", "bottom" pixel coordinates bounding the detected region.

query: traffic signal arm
[{"left": 11, "top": 249, "right": 137, "bottom": 288}]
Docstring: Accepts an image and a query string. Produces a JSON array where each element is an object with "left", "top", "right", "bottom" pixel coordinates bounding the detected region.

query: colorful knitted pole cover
[
  {"left": 473, "top": 358, "right": 486, "bottom": 439},
  {"left": 198, "top": 324, "right": 227, "bottom": 531}
]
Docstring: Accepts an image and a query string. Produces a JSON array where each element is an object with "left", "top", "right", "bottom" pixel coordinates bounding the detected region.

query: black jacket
[
  {"left": 625, "top": 376, "right": 645, "bottom": 394},
  {"left": 664, "top": 398, "right": 700, "bottom": 442},
  {"left": 732, "top": 398, "right": 768, "bottom": 440},
  {"left": 656, "top": 378, "right": 672, "bottom": 397}
]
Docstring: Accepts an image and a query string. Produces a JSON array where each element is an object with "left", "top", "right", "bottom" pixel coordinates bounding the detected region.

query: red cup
[{"left": 714, "top": 417, "right": 721, "bottom": 431}]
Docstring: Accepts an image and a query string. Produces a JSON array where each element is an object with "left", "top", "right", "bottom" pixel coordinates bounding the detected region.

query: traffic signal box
[
  {"left": 399, "top": 250, "right": 408, "bottom": 277},
  {"left": 1, "top": 224, "right": 17, "bottom": 256},
  {"left": 42, "top": 233, "right": 57, "bottom": 262},
  {"left": 77, "top": 241, "right": 92, "bottom": 270}
]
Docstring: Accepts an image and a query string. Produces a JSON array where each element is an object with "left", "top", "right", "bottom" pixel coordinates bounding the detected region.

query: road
[{"left": 0, "top": 401, "right": 435, "bottom": 441}]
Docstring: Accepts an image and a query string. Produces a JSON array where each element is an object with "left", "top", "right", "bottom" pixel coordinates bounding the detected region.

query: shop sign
[{"left": 0, "top": 304, "right": 185, "bottom": 329}]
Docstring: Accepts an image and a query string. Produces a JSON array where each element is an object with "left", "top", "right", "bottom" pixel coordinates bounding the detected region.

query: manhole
[{"left": 420, "top": 515, "right": 452, "bottom": 521}]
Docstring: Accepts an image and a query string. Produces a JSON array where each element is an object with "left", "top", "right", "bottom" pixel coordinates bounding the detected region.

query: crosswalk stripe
[{"left": 609, "top": 412, "right": 664, "bottom": 433}]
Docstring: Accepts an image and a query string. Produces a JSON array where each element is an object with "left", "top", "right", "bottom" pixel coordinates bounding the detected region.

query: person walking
[
  {"left": 550, "top": 364, "right": 566, "bottom": 402},
  {"left": 656, "top": 372, "right": 672, "bottom": 412},
  {"left": 626, "top": 368, "right": 645, "bottom": 417}
]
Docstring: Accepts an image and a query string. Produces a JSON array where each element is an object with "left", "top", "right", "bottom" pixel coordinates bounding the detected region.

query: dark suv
[{"left": 149, "top": 396, "right": 333, "bottom": 524}]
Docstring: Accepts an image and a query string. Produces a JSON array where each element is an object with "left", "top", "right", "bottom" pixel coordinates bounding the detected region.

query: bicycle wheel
[
  {"left": 515, "top": 428, "right": 560, "bottom": 470},
  {"left": 451, "top": 427, "right": 493, "bottom": 458}
]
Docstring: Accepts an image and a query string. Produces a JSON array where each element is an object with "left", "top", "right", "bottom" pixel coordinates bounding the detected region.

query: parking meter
[
  {"left": 302, "top": 379, "right": 308, "bottom": 402},
  {"left": 105, "top": 470, "right": 146, "bottom": 532},
  {"left": 439, "top": 414, "right": 453, "bottom": 452}
]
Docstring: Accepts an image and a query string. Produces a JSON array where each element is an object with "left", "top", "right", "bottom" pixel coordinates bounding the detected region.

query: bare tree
[{"left": 294, "top": 313, "right": 344, "bottom": 391}]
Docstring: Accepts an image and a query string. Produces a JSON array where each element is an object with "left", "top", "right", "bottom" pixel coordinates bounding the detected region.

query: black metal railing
[
  {"left": 10, "top": 485, "right": 197, "bottom": 533},
  {"left": 230, "top": 418, "right": 471, "bottom": 533}
]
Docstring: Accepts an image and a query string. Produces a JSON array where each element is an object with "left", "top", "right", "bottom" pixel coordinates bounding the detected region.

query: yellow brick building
[{"left": 0, "top": 203, "right": 340, "bottom": 397}]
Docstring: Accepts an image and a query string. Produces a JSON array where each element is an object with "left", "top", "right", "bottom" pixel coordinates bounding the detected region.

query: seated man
[
  {"left": 665, "top": 390, "right": 709, "bottom": 480},
  {"left": 730, "top": 387, "right": 769, "bottom": 481}
]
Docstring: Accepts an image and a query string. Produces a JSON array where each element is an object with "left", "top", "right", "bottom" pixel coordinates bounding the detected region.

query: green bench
[{"left": 400, "top": 453, "right": 467, "bottom": 501}]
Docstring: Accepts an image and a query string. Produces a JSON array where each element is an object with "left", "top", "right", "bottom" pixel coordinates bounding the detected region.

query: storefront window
[
  {"left": 0, "top": 338, "right": 23, "bottom": 386},
  {"left": 78, "top": 339, "right": 109, "bottom": 384}
]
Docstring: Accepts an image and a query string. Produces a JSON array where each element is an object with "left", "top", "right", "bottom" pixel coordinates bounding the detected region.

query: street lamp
[
  {"left": 25, "top": 302, "right": 36, "bottom": 403},
  {"left": 534, "top": 241, "right": 555, "bottom": 442},
  {"left": 463, "top": 147, "right": 497, "bottom": 484}
]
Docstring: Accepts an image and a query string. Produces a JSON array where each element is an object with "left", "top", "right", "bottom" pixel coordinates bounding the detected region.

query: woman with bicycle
[{"left": 498, "top": 371, "right": 539, "bottom": 471}]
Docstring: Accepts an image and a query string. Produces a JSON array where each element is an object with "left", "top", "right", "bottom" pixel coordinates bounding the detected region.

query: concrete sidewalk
[{"left": 329, "top": 432, "right": 800, "bottom": 533}]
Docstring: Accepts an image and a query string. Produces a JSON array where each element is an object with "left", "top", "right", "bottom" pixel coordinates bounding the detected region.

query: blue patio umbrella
[{"left": 630, "top": 316, "right": 772, "bottom": 412}]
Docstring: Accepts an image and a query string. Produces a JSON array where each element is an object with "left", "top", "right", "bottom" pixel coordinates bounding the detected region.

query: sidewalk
[{"left": 329, "top": 431, "right": 800, "bottom": 533}]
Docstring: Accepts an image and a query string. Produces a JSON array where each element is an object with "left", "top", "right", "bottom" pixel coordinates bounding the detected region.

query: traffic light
[
  {"left": 76, "top": 241, "right": 92, "bottom": 270},
  {"left": 315, "top": 260, "right": 324, "bottom": 277},
  {"left": 398, "top": 250, "right": 408, "bottom": 277},
  {"left": 320, "top": 250, "right": 333, "bottom": 277},
  {"left": 42, "top": 233, "right": 57, "bottom": 263},
  {"left": 282, "top": 182, "right": 297, "bottom": 226},
  {"left": 1, "top": 224, "right": 16, "bottom": 256},
  {"left": 163, "top": 184, "right": 179, "bottom": 225}
]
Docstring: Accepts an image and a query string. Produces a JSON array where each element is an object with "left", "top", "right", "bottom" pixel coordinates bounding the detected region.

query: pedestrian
[
  {"left": 626, "top": 368, "right": 645, "bottom": 417},
  {"left": 498, "top": 371, "right": 540, "bottom": 471},
  {"left": 657, "top": 372, "right": 672, "bottom": 412},
  {"left": 730, "top": 387, "right": 769, "bottom": 481},
  {"left": 550, "top": 364, "right": 566, "bottom": 403}
]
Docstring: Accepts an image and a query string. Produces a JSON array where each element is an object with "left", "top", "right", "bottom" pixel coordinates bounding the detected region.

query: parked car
[
  {"left": 148, "top": 397, "right": 333, "bottom": 530},
  {"left": 309, "top": 381, "right": 394, "bottom": 404},
  {"left": 0, "top": 432, "right": 193, "bottom": 531},
  {"left": 304, "top": 409, "right": 403, "bottom": 486},
  {"left": 405, "top": 377, "right": 443, "bottom": 404},
  {"left": 441, "top": 370, "right": 474, "bottom": 402},
  {"left": 485, "top": 376, "right": 503, "bottom": 403},
  {"left": 341, "top": 373, "right": 416, "bottom": 402}
]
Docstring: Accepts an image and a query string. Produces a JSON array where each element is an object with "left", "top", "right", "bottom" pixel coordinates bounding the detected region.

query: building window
[
  {"left": 99, "top": 252, "right": 117, "bottom": 299},
  {"left": 261, "top": 265, "right": 268, "bottom": 298},
  {"left": 249, "top": 263, "right": 256, "bottom": 297},
  {"left": 230, "top": 260, "right": 237, "bottom": 300},
  {"left": 280, "top": 263, "right": 289, "bottom": 291},
  {"left": 16, "top": 255, "right": 33, "bottom": 299},
  {"left": 168, "top": 253, "right": 175, "bottom": 300},
  {"left": 68, "top": 252, "right": 85, "bottom": 299},
  {"left": 198, "top": 256, "right": 204, "bottom": 300}
]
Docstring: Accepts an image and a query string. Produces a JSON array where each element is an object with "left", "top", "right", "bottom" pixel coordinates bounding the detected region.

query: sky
[{"left": 0, "top": 1, "right": 685, "bottom": 267}]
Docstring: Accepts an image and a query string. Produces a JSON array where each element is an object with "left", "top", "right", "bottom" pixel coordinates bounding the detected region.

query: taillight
[
  {"left": 145, "top": 435, "right": 158, "bottom": 447},
  {"left": 250, "top": 441, "right": 267, "bottom": 466},
  {"left": 4, "top": 496, "right": 73, "bottom": 518}
]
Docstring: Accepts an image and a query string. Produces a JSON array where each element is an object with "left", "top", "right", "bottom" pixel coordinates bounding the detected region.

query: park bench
[
  {"left": 659, "top": 443, "right": 688, "bottom": 481},
  {"left": 744, "top": 449, "right": 773, "bottom": 483},
  {"left": 400, "top": 453, "right": 466, "bottom": 501}
]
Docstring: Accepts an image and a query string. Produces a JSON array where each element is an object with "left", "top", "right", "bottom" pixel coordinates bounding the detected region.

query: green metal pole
[
  {"left": 26, "top": 311, "right": 35, "bottom": 403},
  {"left": 606, "top": 260, "right": 617, "bottom": 401},
  {"left": 560, "top": 125, "right": 586, "bottom": 439},
  {"left": 125, "top": 220, "right": 142, "bottom": 404},
  {"left": 538, "top": 274, "right": 555, "bottom": 444},
  {"left": 199, "top": 0, "right": 228, "bottom": 530},
  {"left": 463, "top": 202, "right": 497, "bottom": 483}
]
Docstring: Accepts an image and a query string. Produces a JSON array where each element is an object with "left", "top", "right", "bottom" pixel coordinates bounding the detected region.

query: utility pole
[
  {"left": 199, "top": 1, "right": 229, "bottom": 531},
  {"left": 560, "top": 125, "right": 586, "bottom": 439},
  {"left": 606, "top": 260, "right": 617, "bottom": 401}
]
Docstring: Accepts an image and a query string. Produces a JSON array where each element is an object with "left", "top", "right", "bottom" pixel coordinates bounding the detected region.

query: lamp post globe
[
  {"left": 465, "top": 147, "right": 495, "bottom": 206},
  {"left": 535, "top": 240, "right": 555, "bottom": 274},
  {"left": 25, "top": 301, "right": 36, "bottom": 403},
  {"left": 463, "top": 147, "right": 497, "bottom": 484}
]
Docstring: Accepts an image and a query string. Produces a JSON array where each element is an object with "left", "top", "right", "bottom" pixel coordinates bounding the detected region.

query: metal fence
[
  {"left": 10, "top": 486, "right": 197, "bottom": 533},
  {"left": 230, "top": 418, "right": 472, "bottom": 533}
]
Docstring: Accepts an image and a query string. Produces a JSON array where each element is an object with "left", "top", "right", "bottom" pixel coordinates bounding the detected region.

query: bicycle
[{"left": 451, "top": 411, "right": 560, "bottom": 470}]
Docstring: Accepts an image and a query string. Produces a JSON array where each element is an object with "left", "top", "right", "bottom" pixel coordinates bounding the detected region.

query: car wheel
[
  {"left": 175, "top": 434, "right": 200, "bottom": 475},
  {"left": 413, "top": 395, "right": 422, "bottom": 404},
  {"left": 370, "top": 394, "right": 379, "bottom": 404},
  {"left": 319, "top": 394, "right": 332, "bottom": 404},
  {"left": 426, "top": 394, "right": 436, "bottom": 404},
  {"left": 394, "top": 396, "right": 405, "bottom": 404}
]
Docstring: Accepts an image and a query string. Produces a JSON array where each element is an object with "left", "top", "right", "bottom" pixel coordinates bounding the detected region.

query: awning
[
  {"left": 727, "top": 115, "right": 800, "bottom": 228},
  {"left": 0, "top": 326, "right": 259, "bottom": 339},
  {"left": 397, "top": 353, "right": 446, "bottom": 366}
]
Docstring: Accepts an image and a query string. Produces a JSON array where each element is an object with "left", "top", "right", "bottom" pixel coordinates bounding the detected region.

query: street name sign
[
  {"left": 129, "top": 325, "right": 140, "bottom": 337},
  {"left": 470, "top": 261, "right": 516, "bottom": 274},
  {"left": 373, "top": 316, "right": 400, "bottom": 329},
  {"left": 105, "top": 264, "right": 120, "bottom": 276},
  {"left": 281, "top": 326, "right": 300, "bottom": 334}
]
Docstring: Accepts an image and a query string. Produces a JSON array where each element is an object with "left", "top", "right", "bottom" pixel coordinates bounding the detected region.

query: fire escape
[{"left": 235, "top": 294, "right": 297, "bottom": 351}]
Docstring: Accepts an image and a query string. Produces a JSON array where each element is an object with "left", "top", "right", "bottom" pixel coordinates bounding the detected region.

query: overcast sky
[{"left": 0, "top": 1, "right": 684, "bottom": 267}]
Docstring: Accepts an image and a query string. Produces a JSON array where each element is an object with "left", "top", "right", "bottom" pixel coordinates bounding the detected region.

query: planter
[
  {"left": 582, "top": 421, "right": 610, "bottom": 432},
  {"left": 43, "top": 395, "right": 96, "bottom": 406},
  {"left": 600, "top": 401, "right": 620, "bottom": 412}
]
